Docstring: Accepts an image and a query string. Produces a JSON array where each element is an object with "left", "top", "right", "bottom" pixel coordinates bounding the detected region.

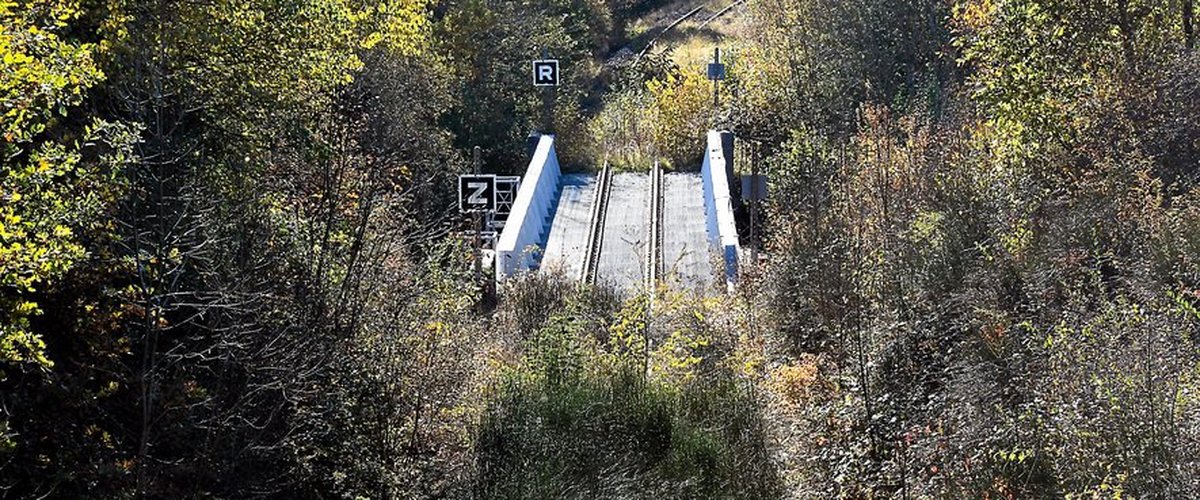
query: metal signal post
[
  {"left": 472, "top": 147, "right": 483, "bottom": 299},
  {"left": 708, "top": 47, "right": 726, "bottom": 108},
  {"left": 750, "top": 144, "right": 759, "bottom": 264},
  {"left": 534, "top": 48, "right": 559, "bottom": 134}
]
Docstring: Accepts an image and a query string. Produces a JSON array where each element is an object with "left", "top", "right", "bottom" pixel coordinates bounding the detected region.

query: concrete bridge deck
[
  {"left": 595, "top": 173, "right": 650, "bottom": 291},
  {"left": 496, "top": 132, "right": 740, "bottom": 295},
  {"left": 662, "top": 172, "right": 714, "bottom": 291},
  {"left": 540, "top": 174, "right": 596, "bottom": 278}
]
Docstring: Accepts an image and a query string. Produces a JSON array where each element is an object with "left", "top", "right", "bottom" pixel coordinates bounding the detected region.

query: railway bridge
[{"left": 494, "top": 131, "right": 742, "bottom": 294}]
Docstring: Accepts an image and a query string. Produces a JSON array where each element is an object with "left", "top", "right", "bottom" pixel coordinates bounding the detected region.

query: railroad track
[
  {"left": 696, "top": 0, "right": 745, "bottom": 31},
  {"left": 635, "top": 0, "right": 747, "bottom": 61},
  {"left": 644, "top": 161, "right": 664, "bottom": 292},
  {"left": 581, "top": 161, "right": 613, "bottom": 285}
]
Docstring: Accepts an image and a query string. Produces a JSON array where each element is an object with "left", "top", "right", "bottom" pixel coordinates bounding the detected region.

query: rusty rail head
[
  {"left": 582, "top": 160, "right": 612, "bottom": 285},
  {"left": 644, "top": 161, "right": 664, "bottom": 294}
]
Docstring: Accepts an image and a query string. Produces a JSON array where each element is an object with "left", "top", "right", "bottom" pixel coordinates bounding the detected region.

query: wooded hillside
[{"left": 2, "top": 0, "right": 1198, "bottom": 497}]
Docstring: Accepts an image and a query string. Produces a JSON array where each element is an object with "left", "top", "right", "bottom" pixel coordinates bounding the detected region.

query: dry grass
[{"left": 625, "top": 0, "right": 748, "bottom": 68}]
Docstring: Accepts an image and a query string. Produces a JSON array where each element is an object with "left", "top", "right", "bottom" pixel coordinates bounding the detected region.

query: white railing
[
  {"left": 496, "top": 135, "right": 561, "bottom": 282},
  {"left": 701, "top": 130, "right": 740, "bottom": 291}
]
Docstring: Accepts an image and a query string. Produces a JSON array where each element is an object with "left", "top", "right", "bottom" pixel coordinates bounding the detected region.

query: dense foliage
[
  {"left": 744, "top": 0, "right": 1200, "bottom": 497},
  {"left": 477, "top": 281, "right": 779, "bottom": 498},
  {"left": 1, "top": 0, "right": 1197, "bottom": 497}
]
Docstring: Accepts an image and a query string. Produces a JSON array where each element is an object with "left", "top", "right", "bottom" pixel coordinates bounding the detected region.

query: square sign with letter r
[{"left": 533, "top": 59, "right": 559, "bottom": 87}]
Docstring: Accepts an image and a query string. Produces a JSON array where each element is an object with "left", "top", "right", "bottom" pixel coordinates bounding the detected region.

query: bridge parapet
[
  {"left": 496, "top": 134, "right": 560, "bottom": 282},
  {"left": 701, "top": 130, "right": 740, "bottom": 291}
]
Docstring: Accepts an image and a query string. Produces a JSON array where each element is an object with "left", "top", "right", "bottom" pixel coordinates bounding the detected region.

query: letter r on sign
[{"left": 533, "top": 60, "right": 559, "bottom": 86}]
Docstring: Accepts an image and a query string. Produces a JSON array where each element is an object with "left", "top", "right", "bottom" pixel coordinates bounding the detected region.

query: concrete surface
[
  {"left": 662, "top": 172, "right": 714, "bottom": 290},
  {"left": 497, "top": 135, "right": 560, "bottom": 280},
  {"left": 596, "top": 173, "right": 650, "bottom": 293},
  {"left": 541, "top": 174, "right": 596, "bottom": 279}
]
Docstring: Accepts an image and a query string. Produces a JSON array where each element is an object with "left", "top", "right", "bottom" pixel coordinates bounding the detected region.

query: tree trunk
[
  {"left": 1116, "top": 0, "right": 1138, "bottom": 71},
  {"left": 1186, "top": 0, "right": 1196, "bottom": 50}
]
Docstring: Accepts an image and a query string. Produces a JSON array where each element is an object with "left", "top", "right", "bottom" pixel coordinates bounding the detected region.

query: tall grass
[
  {"left": 476, "top": 282, "right": 780, "bottom": 499},
  {"left": 475, "top": 366, "right": 780, "bottom": 499}
]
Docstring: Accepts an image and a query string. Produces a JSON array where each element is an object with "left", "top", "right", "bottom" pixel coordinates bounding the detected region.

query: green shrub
[
  {"left": 474, "top": 302, "right": 781, "bottom": 499},
  {"left": 475, "top": 368, "right": 780, "bottom": 499}
]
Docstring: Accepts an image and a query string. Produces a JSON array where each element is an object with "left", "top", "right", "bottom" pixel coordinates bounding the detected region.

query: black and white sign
[
  {"left": 459, "top": 175, "right": 496, "bottom": 212},
  {"left": 533, "top": 59, "right": 560, "bottom": 87}
]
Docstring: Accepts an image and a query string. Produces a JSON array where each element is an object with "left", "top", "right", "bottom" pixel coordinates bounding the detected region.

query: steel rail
[
  {"left": 635, "top": 4, "right": 709, "bottom": 61},
  {"left": 696, "top": 0, "right": 746, "bottom": 31},
  {"left": 581, "top": 161, "right": 612, "bottom": 285},
  {"left": 635, "top": 1, "right": 746, "bottom": 62},
  {"left": 644, "top": 161, "right": 663, "bottom": 293}
]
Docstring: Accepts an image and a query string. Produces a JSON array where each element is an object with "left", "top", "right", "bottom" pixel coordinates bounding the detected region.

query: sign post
[
  {"left": 459, "top": 151, "right": 497, "bottom": 306},
  {"left": 707, "top": 47, "right": 726, "bottom": 108},
  {"left": 533, "top": 53, "right": 559, "bottom": 133},
  {"left": 471, "top": 148, "right": 484, "bottom": 297}
]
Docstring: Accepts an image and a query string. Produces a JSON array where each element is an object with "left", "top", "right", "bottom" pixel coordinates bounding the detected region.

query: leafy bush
[
  {"left": 586, "top": 60, "right": 710, "bottom": 172},
  {"left": 759, "top": 92, "right": 1200, "bottom": 496},
  {"left": 476, "top": 287, "right": 781, "bottom": 499}
]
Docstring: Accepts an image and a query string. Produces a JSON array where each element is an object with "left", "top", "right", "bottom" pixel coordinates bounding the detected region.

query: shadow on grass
[{"left": 474, "top": 368, "right": 783, "bottom": 499}]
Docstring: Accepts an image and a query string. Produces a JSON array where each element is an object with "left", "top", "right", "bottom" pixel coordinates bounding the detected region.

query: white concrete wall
[
  {"left": 496, "top": 135, "right": 560, "bottom": 282},
  {"left": 701, "top": 130, "right": 740, "bottom": 290}
]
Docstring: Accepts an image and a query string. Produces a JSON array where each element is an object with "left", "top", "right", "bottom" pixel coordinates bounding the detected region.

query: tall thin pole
[
  {"left": 750, "top": 142, "right": 758, "bottom": 265},
  {"left": 542, "top": 48, "right": 554, "bottom": 133},
  {"left": 472, "top": 146, "right": 483, "bottom": 302},
  {"left": 712, "top": 47, "right": 721, "bottom": 108}
]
